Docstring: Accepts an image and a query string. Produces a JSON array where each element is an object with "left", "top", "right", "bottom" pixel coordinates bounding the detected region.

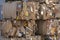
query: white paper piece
[
  {"left": 46, "top": 0, "right": 49, "bottom": 4},
  {"left": 31, "top": 7, "right": 33, "bottom": 12},
  {"left": 31, "top": 38, "right": 32, "bottom": 40},
  {"left": 18, "top": 33, "right": 22, "bottom": 37},
  {"left": 41, "top": 11, "right": 43, "bottom": 15}
]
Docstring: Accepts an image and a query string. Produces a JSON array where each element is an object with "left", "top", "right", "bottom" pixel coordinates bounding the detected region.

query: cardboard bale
[
  {"left": 1, "top": 20, "right": 12, "bottom": 37},
  {"left": 15, "top": 20, "right": 36, "bottom": 36},
  {"left": 3, "top": 1, "right": 22, "bottom": 19},
  {"left": 46, "top": 20, "right": 58, "bottom": 35},
  {"left": 3, "top": 2, "right": 16, "bottom": 19},
  {"left": 46, "top": 19, "right": 60, "bottom": 40},
  {"left": 20, "top": 2, "right": 39, "bottom": 20},
  {"left": 27, "top": 2, "right": 39, "bottom": 20},
  {"left": 36, "top": 20, "right": 47, "bottom": 35},
  {"left": 3, "top": 1, "right": 39, "bottom": 20},
  {"left": 40, "top": 4, "right": 54, "bottom": 20},
  {"left": 26, "top": 20, "right": 36, "bottom": 35},
  {"left": 37, "top": 19, "right": 58, "bottom": 35}
]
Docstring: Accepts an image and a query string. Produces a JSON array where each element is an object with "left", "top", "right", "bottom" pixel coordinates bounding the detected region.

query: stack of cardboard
[
  {"left": 3, "top": 1, "right": 39, "bottom": 20},
  {"left": 2, "top": 0, "right": 60, "bottom": 40},
  {"left": 1, "top": 20, "right": 36, "bottom": 38},
  {"left": 2, "top": 1, "right": 38, "bottom": 38}
]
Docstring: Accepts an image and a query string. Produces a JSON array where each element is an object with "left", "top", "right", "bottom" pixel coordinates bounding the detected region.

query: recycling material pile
[{"left": 1, "top": 0, "right": 60, "bottom": 40}]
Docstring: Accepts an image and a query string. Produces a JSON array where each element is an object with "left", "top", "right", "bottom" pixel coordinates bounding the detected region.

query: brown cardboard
[
  {"left": 3, "top": 1, "right": 39, "bottom": 20},
  {"left": 1, "top": 20, "right": 12, "bottom": 37},
  {"left": 8, "top": 27, "right": 17, "bottom": 37},
  {"left": 54, "top": 4, "right": 60, "bottom": 18},
  {"left": 3, "top": 2, "right": 16, "bottom": 19},
  {"left": 20, "top": 2, "right": 39, "bottom": 20},
  {"left": 2, "top": 1, "right": 22, "bottom": 19},
  {"left": 2, "top": 20, "right": 12, "bottom": 34},
  {"left": 40, "top": 4, "right": 54, "bottom": 20},
  {"left": 36, "top": 20, "right": 47, "bottom": 35},
  {"left": 25, "top": 20, "right": 36, "bottom": 35}
]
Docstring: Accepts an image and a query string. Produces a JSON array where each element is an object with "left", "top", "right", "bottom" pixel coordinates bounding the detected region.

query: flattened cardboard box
[{"left": 37, "top": 20, "right": 57, "bottom": 35}]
